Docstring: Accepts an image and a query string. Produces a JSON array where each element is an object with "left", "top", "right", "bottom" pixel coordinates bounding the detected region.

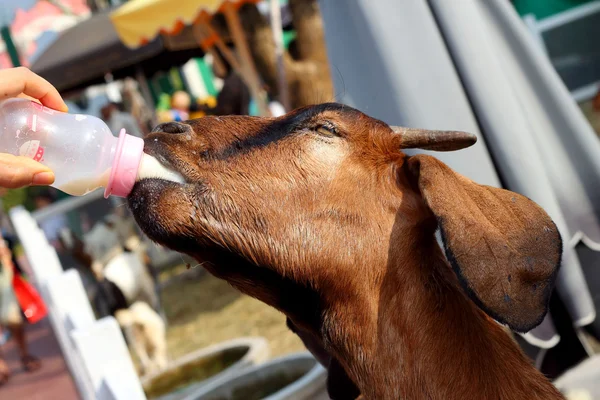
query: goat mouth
[
  {"left": 135, "top": 137, "right": 188, "bottom": 185},
  {"left": 136, "top": 152, "right": 185, "bottom": 184}
]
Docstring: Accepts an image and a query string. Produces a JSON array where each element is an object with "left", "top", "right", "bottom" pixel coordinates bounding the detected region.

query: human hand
[
  {"left": 0, "top": 153, "right": 55, "bottom": 188},
  {"left": 0, "top": 67, "right": 67, "bottom": 111},
  {"left": 0, "top": 67, "right": 68, "bottom": 188}
]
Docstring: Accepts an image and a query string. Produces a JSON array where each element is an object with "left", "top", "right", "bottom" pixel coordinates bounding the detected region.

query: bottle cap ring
[{"left": 104, "top": 129, "right": 144, "bottom": 198}]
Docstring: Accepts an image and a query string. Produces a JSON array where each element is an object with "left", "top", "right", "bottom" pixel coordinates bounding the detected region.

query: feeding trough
[
  {"left": 553, "top": 354, "right": 600, "bottom": 400},
  {"left": 142, "top": 337, "right": 270, "bottom": 400},
  {"left": 182, "top": 352, "right": 328, "bottom": 400}
]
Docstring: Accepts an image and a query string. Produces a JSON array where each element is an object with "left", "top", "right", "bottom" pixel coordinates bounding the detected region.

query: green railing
[{"left": 513, "top": 0, "right": 595, "bottom": 19}]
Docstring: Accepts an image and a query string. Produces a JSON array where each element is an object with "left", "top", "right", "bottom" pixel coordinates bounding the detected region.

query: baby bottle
[{"left": 0, "top": 98, "right": 144, "bottom": 198}]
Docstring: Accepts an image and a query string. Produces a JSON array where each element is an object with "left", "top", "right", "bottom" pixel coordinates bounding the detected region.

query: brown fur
[{"left": 128, "top": 103, "right": 564, "bottom": 399}]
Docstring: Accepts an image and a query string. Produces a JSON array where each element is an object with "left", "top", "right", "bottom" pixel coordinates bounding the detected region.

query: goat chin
[{"left": 137, "top": 153, "right": 185, "bottom": 184}]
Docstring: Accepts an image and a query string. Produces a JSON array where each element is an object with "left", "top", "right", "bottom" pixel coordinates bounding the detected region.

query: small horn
[{"left": 390, "top": 126, "right": 477, "bottom": 151}]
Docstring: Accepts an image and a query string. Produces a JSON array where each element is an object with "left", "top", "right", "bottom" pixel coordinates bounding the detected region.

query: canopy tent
[
  {"left": 110, "top": 0, "right": 282, "bottom": 116},
  {"left": 110, "top": 0, "right": 259, "bottom": 48},
  {"left": 319, "top": 0, "right": 600, "bottom": 388},
  {"left": 30, "top": 11, "right": 205, "bottom": 95}
]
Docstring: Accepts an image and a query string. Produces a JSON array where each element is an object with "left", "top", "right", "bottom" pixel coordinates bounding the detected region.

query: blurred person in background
[
  {"left": 0, "top": 237, "right": 41, "bottom": 385},
  {"left": 200, "top": 53, "right": 251, "bottom": 116},
  {"left": 198, "top": 48, "right": 284, "bottom": 117},
  {"left": 122, "top": 77, "right": 154, "bottom": 135},
  {"left": 170, "top": 91, "right": 191, "bottom": 122},
  {"left": 157, "top": 90, "right": 193, "bottom": 123},
  {"left": 0, "top": 68, "right": 76, "bottom": 382},
  {"left": 101, "top": 101, "right": 144, "bottom": 138}
]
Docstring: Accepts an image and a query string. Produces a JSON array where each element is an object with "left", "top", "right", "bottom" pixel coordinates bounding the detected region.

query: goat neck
[{"left": 328, "top": 232, "right": 564, "bottom": 400}]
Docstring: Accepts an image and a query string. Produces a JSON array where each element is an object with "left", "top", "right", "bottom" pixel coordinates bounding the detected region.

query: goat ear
[{"left": 406, "top": 154, "right": 561, "bottom": 332}]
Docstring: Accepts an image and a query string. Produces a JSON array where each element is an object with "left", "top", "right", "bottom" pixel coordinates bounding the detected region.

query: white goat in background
[{"left": 60, "top": 215, "right": 167, "bottom": 376}]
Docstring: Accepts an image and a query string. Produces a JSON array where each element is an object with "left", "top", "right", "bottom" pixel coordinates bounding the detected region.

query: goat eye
[{"left": 315, "top": 122, "right": 338, "bottom": 137}]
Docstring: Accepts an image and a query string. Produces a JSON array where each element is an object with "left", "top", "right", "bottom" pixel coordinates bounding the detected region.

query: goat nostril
[{"left": 151, "top": 122, "right": 192, "bottom": 135}]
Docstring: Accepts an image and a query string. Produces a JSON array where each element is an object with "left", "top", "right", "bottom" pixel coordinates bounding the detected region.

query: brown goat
[{"left": 128, "top": 103, "right": 564, "bottom": 399}]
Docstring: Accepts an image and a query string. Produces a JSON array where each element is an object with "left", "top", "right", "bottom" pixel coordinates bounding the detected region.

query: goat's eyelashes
[{"left": 314, "top": 122, "right": 339, "bottom": 137}]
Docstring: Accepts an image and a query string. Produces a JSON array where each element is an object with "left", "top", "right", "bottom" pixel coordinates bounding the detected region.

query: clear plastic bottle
[{"left": 0, "top": 98, "right": 144, "bottom": 197}]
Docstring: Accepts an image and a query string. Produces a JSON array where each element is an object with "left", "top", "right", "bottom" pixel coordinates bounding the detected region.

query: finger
[
  {"left": 0, "top": 67, "right": 67, "bottom": 112},
  {"left": 20, "top": 68, "right": 68, "bottom": 112},
  {"left": 17, "top": 93, "right": 38, "bottom": 102},
  {"left": 0, "top": 154, "right": 54, "bottom": 189}
]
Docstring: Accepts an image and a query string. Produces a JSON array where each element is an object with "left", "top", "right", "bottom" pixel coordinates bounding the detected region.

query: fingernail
[{"left": 32, "top": 172, "right": 55, "bottom": 185}]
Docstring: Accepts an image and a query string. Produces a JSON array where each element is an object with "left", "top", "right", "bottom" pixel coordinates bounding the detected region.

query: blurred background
[{"left": 0, "top": 0, "right": 599, "bottom": 399}]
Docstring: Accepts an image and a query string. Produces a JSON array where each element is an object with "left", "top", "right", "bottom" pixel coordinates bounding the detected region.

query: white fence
[{"left": 9, "top": 205, "right": 146, "bottom": 400}]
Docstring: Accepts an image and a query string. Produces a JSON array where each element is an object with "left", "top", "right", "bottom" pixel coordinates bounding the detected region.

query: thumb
[{"left": 0, "top": 153, "right": 55, "bottom": 189}]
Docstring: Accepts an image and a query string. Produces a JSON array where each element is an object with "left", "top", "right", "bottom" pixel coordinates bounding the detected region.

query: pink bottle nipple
[{"left": 104, "top": 129, "right": 144, "bottom": 198}]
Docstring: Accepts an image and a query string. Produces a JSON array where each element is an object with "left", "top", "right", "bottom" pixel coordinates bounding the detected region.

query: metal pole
[
  {"left": 270, "top": 0, "right": 290, "bottom": 111},
  {"left": 135, "top": 65, "right": 158, "bottom": 127},
  {"left": 223, "top": 2, "right": 271, "bottom": 117},
  {"left": 1, "top": 26, "right": 20, "bottom": 67}
]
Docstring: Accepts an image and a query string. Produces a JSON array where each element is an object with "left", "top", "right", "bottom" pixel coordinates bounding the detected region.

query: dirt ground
[
  {"left": 159, "top": 265, "right": 306, "bottom": 361},
  {"left": 158, "top": 263, "right": 600, "bottom": 364}
]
